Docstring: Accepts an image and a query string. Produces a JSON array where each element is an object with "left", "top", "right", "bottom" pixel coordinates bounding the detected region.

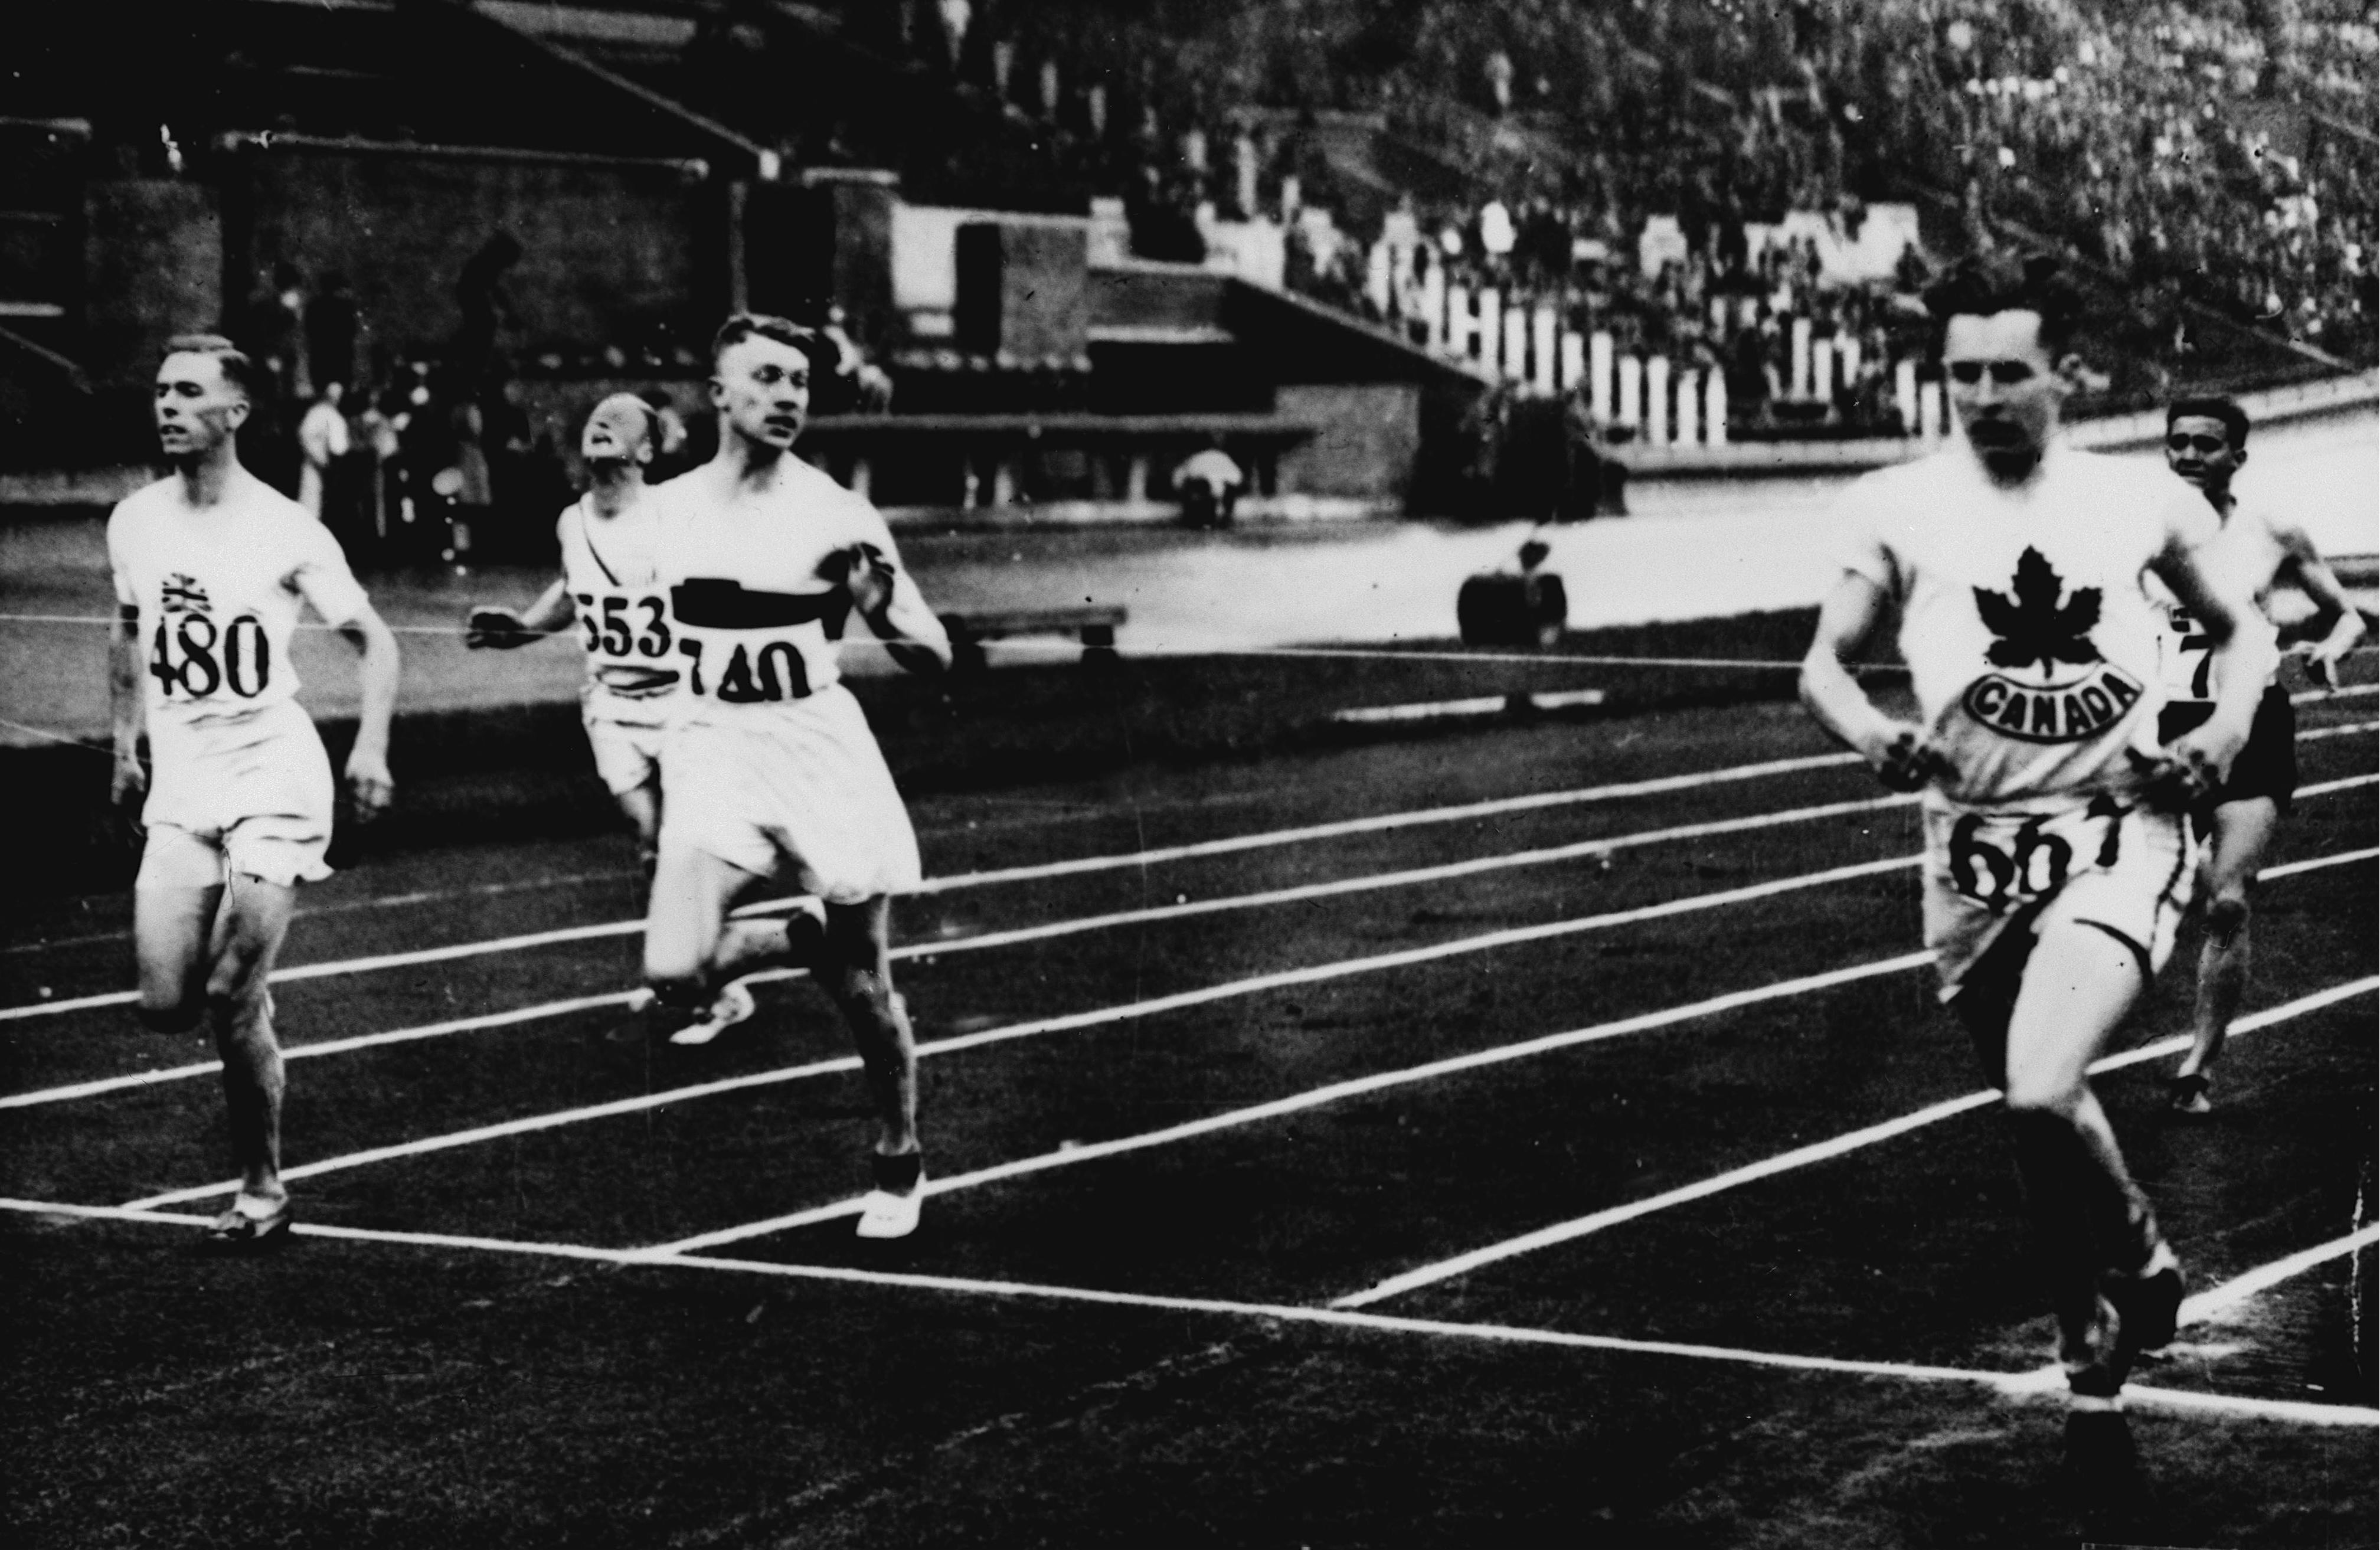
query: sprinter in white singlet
[
  {"left": 109, "top": 335, "right": 402, "bottom": 1251},
  {"left": 466, "top": 394, "right": 679, "bottom": 870},
  {"left": 640, "top": 314, "right": 950, "bottom": 1241},
  {"left": 1799, "top": 257, "right": 2277, "bottom": 1414}
]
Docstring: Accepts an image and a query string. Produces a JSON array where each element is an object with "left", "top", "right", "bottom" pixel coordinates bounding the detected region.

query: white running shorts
[
  {"left": 136, "top": 699, "right": 336, "bottom": 890},
  {"left": 656, "top": 685, "right": 921, "bottom": 902}
]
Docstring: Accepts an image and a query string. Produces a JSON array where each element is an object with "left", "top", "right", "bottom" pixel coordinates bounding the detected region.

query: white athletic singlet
[
  {"left": 108, "top": 473, "right": 371, "bottom": 733},
  {"left": 1834, "top": 442, "right": 2221, "bottom": 807},
  {"left": 645, "top": 456, "right": 946, "bottom": 724},
  {"left": 557, "top": 493, "right": 679, "bottom": 702},
  {"left": 2149, "top": 499, "right": 2286, "bottom": 711}
]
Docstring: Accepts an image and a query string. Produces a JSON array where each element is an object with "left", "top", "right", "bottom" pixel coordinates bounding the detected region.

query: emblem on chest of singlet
[{"left": 1960, "top": 547, "right": 2143, "bottom": 743}]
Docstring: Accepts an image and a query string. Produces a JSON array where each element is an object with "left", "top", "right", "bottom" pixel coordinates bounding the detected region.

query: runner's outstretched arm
[
  {"left": 109, "top": 603, "right": 147, "bottom": 811},
  {"left": 466, "top": 578, "right": 573, "bottom": 647},
  {"left": 1800, "top": 571, "right": 1945, "bottom": 792},
  {"left": 336, "top": 602, "right": 401, "bottom": 818},
  {"left": 2270, "top": 518, "right": 2366, "bottom": 684}
]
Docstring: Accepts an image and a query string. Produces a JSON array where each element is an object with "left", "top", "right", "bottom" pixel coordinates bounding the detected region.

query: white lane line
[
  {"left": 0, "top": 993, "right": 643, "bottom": 1112},
  {"left": 2180, "top": 1224, "right": 2380, "bottom": 1329},
  {"left": 80, "top": 837, "right": 2380, "bottom": 1209},
  {"left": 642, "top": 953, "right": 1938, "bottom": 1255},
  {"left": 0, "top": 792, "right": 1926, "bottom": 1110},
  {"left": 4, "top": 1199, "right": 2370, "bottom": 1427},
  {"left": 2293, "top": 684, "right": 2380, "bottom": 705},
  {"left": 0, "top": 748, "right": 1871, "bottom": 1025},
  {"left": 118, "top": 856, "right": 1920, "bottom": 1209},
  {"left": 15, "top": 722, "right": 2375, "bottom": 1023},
  {"left": 19, "top": 765, "right": 2366, "bottom": 1111},
  {"left": 1331, "top": 976, "right": 2380, "bottom": 1309}
]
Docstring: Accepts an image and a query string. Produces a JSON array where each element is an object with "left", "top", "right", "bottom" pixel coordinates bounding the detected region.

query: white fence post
[
  {"left": 1704, "top": 368, "right": 1729, "bottom": 445},
  {"left": 1617, "top": 353, "right": 1642, "bottom": 429},
  {"left": 1646, "top": 356, "right": 1670, "bottom": 446},
  {"left": 1590, "top": 331, "right": 1614, "bottom": 421}
]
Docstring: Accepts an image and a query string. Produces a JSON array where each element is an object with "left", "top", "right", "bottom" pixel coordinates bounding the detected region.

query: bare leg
[
  {"left": 1999, "top": 922, "right": 2165, "bottom": 1376},
  {"left": 643, "top": 846, "right": 753, "bottom": 994},
  {"left": 2176, "top": 798, "right": 2277, "bottom": 1096},
  {"left": 614, "top": 779, "right": 661, "bottom": 878},
  {"left": 819, "top": 897, "right": 918, "bottom": 1158},
  {"left": 133, "top": 884, "right": 221, "bottom": 1032},
  {"left": 205, "top": 875, "right": 301, "bottom": 1210}
]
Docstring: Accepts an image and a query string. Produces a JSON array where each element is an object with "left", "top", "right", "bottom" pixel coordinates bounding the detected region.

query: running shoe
[
  {"left": 669, "top": 980, "right": 757, "bottom": 1047},
  {"left": 855, "top": 1151, "right": 926, "bottom": 1240},
  {"left": 2106, "top": 1241, "right": 2186, "bottom": 1358},
  {"left": 2166, "top": 1072, "right": 2213, "bottom": 1116},
  {"left": 2062, "top": 1294, "right": 2126, "bottom": 1410},
  {"left": 200, "top": 1196, "right": 293, "bottom": 1254}
]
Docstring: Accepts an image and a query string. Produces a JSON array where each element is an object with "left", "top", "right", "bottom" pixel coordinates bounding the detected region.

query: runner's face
[
  {"left": 712, "top": 335, "right": 810, "bottom": 452},
  {"left": 1942, "top": 310, "right": 2064, "bottom": 475},
  {"left": 2163, "top": 414, "right": 2242, "bottom": 495},
  {"left": 580, "top": 400, "right": 654, "bottom": 465},
  {"left": 153, "top": 352, "right": 248, "bottom": 457}
]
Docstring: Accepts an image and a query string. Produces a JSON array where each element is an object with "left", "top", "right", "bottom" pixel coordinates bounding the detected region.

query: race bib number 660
[{"left": 1927, "top": 796, "right": 2133, "bottom": 915}]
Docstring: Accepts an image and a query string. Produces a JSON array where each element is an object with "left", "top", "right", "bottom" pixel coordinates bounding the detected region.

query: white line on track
[
  {"left": 27, "top": 771, "right": 2370, "bottom": 1120},
  {"left": 640, "top": 952, "right": 1938, "bottom": 1255},
  {"left": 10, "top": 721, "right": 2374, "bottom": 1025},
  {"left": 1, "top": 1197, "right": 2370, "bottom": 1428},
  {"left": 0, "top": 748, "right": 1887, "bottom": 1024},
  {"left": 1330, "top": 976, "right": 2380, "bottom": 1307},
  {"left": 1, "top": 794, "right": 1934, "bottom": 1111},
  {"left": 117, "top": 855, "right": 1921, "bottom": 1208}
]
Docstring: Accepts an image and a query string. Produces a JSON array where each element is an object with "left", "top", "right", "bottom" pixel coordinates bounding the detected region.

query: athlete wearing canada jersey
[
  {"left": 1839, "top": 444, "right": 2211, "bottom": 809},
  {"left": 1833, "top": 442, "right": 2232, "bottom": 992},
  {"left": 1800, "top": 264, "right": 2275, "bottom": 1416}
]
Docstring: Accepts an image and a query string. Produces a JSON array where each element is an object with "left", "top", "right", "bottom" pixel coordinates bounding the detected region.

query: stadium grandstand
[
  {"left": 5, "top": 0, "right": 2372, "bottom": 550},
  {"left": 4, "top": 6, "right": 2378, "bottom": 1545}
]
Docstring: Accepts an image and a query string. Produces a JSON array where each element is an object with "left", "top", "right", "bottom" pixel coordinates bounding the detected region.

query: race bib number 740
[{"left": 1927, "top": 797, "right": 2134, "bottom": 915}]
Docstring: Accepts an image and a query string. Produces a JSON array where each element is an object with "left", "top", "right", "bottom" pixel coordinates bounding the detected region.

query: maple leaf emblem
[{"left": 1972, "top": 547, "right": 2101, "bottom": 672}]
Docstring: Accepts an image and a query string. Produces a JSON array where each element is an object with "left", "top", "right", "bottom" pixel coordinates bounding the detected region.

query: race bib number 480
[
  {"left": 149, "top": 610, "right": 271, "bottom": 701},
  {"left": 1926, "top": 797, "right": 2135, "bottom": 915}
]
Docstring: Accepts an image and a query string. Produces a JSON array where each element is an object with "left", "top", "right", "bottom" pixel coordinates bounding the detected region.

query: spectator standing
[{"left": 297, "top": 382, "right": 351, "bottom": 522}]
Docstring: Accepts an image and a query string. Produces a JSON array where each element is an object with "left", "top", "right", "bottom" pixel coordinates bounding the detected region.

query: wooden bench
[{"left": 939, "top": 604, "right": 1127, "bottom": 672}]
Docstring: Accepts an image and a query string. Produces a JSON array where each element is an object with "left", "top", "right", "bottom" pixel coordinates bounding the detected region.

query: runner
[
  {"left": 1797, "top": 257, "right": 2277, "bottom": 1409},
  {"left": 642, "top": 313, "right": 950, "bottom": 1240},
  {"left": 110, "top": 335, "right": 401, "bottom": 1250},
  {"left": 466, "top": 394, "right": 676, "bottom": 874},
  {"left": 2155, "top": 395, "right": 2366, "bottom": 1113}
]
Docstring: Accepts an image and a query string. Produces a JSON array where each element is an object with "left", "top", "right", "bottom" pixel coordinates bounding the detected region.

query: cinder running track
[{"left": 3, "top": 676, "right": 2374, "bottom": 1547}]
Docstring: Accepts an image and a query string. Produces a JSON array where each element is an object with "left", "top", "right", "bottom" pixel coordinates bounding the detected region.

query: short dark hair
[
  {"left": 2166, "top": 394, "right": 2250, "bottom": 451},
  {"left": 162, "top": 334, "right": 266, "bottom": 400},
  {"left": 1923, "top": 252, "right": 2082, "bottom": 357},
  {"left": 710, "top": 313, "right": 821, "bottom": 370}
]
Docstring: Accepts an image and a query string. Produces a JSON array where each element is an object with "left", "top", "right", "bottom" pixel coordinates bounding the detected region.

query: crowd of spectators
[{"left": 827, "top": 0, "right": 2374, "bottom": 385}]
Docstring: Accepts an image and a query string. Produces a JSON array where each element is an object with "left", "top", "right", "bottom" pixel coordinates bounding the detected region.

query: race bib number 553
[{"left": 1927, "top": 797, "right": 2134, "bottom": 915}]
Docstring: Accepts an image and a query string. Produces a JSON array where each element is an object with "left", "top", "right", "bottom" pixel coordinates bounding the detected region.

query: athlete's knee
[
  {"left": 2000, "top": 1068, "right": 2082, "bottom": 1119},
  {"left": 2204, "top": 888, "right": 2251, "bottom": 942},
  {"left": 831, "top": 966, "right": 904, "bottom": 1026}
]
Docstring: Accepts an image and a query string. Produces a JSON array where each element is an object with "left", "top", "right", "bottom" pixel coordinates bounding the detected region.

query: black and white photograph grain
[{"left": 3, "top": 2, "right": 2376, "bottom": 1545}]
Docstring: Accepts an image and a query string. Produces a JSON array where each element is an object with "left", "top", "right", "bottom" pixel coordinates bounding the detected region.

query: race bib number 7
[
  {"left": 2158, "top": 604, "right": 2214, "bottom": 703},
  {"left": 1930, "top": 796, "right": 2131, "bottom": 915}
]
